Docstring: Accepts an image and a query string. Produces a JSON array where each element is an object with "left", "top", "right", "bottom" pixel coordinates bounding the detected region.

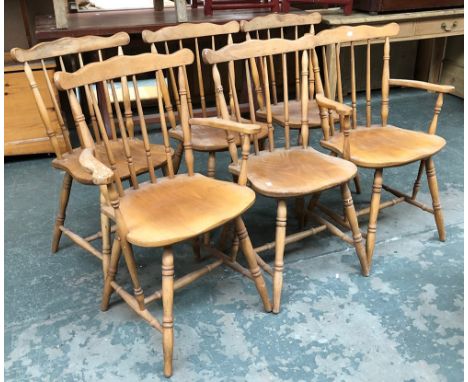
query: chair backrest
[
  {"left": 54, "top": 50, "right": 195, "bottom": 197},
  {"left": 240, "top": 13, "right": 322, "bottom": 105},
  {"left": 313, "top": 23, "right": 400, "bottom": 131},
  {"left": 142, "top": 21, "right": 240, "bottom": 123},
  {"left": 10, "top": 32, "right": 131, "bottom": 159},
  {"left": 203, "top": 35, "right": 319, "bottom": 152}
]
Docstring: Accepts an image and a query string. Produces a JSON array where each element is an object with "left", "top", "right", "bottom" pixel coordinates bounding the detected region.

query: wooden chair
[
  {"left": 240, "top": 13, "right": 328, "bottom": 134},
  {"left": 202, "top": 36, "right": 369, "bottom": 314},
  {"left": 142, "top": 21, "right": 269, "bottom": 180},
  {"left": 54, "top": 49, "right": 272, "bottom": 377},
  {"left": 10, "top": 33, "right": 171, "bottom": 274},
  {"left": 312, "top": 23, "right": 453, "bottom": 268}
]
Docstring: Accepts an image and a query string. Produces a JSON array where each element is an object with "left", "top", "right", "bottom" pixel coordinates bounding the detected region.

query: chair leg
[
  {"left": 234, "top": 216, "right": 272, "bottom": 313},
  {"left": 272, "top": 200, "right": 287, "bottom": 314},
  {"left": 172, "top": 142, "right": 184, "bottom": 175},
  {"left": 340, "top": 183, "right": 369, "bottom": 276},
  {"left": 191, "top": 236, "right": 201, "bottom": 261},
  {"left": 51, "top": 173, "right": 73, "bottom": 253},
  {"left": 203, "top": 152, "right": 217, "bottom": 246},
  {"left": 101, "top": 213, "right": 111, "bottom": 278},
  {"left": 353, "top": 172, "right": 362, "bottom": 194},
  {"left": 207, "top": 151, "right": 216, "bottom": 179},
  {"left": 162, "top": 247, "right": 175, "bottom": 378},
  {"left": 295, "top": 197, "right": 305, "bottom": 229},
  {"left": 204, "top": 0, "right": 213, "bottom": 16},
  {"left": 366, "top": 169, "right": 383, "bottom": 266},
  {"left": 425, "top": 158, "right": 445, "bottom": 241},
  {"left": 120, "top": 239, "right": 146, "bottom": 311},
  {"left": 101, "top": 237, "right": 122, "bottom": 311},
  {"left": 411, "top": 160, "right": 425, "bottom": 199}
]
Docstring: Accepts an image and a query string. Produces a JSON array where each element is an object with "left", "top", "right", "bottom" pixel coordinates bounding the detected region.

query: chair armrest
[
  {"left": 189, "top": 117, "right": 262, "bottom": 135},
  {"left": 79, "top": 148, "right": 114, "bottom": 185},
  {"left": 316, "top": 94, "right": 353, "bottom": 116},
  {"left": 389, "top": 78, "right": 455, "bottom": 94}
]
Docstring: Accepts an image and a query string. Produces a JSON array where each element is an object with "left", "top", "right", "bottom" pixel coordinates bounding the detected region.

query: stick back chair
[
  {"left": 54, "top": 49, "right": 272, "bottom": 377},
  {"left": 142, "top": 21, "right": 269, "bottom": 180},
  {"left": 202, "top": 36, "right": 369, "bottom": 313},
  {"left": 240, "top": 12, "right": 333, "bottom": 135},
  {"left": 313, "top": 23, "right": 453, "bottom": 268},
  {"left": 10, "top": 33, "right": 171, "bottom": 272}
]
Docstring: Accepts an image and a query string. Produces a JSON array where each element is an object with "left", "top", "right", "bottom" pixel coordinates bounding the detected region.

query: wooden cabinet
[
  {"left": 353, "top": 0, "right": 463, "bottom": 14},
  {"left": 4, "top": 53, "right": 66, "bottom": 156}
]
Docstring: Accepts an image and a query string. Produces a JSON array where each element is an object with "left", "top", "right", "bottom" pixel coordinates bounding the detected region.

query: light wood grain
[
  {"left": 54, "top": 50, "right": 194, "bottom": 90},
  {"left": 142, "top": 21, "right": 240, "bottom": 42},
  {"left": 10, "top": 32, "right": 130, "bottom": 62},
  {"left": 240, "top": 12, "right": 321, "bottom": 32}
]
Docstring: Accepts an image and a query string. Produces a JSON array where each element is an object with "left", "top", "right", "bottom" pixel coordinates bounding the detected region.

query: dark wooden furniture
[
  {"left": 282, "top": 0, "right": 353, "bottom": 14},
  {"left": 353, "top": 0, "right": 463, "bottom": 14},
  {"left": 200, "top": 0, "right": 280, "bottom": 17}
]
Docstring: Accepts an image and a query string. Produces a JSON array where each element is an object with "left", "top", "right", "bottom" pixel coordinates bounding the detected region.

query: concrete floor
[{"left": 4, "top": 90, "right": 464, "bottom": 381}]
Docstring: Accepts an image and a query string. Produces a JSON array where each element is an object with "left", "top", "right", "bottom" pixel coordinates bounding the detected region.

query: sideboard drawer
[{"left": 415, "top": 17, "right": 464, "bottom": 37}]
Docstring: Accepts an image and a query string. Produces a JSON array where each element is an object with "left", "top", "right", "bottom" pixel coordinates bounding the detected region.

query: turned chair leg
[
  {"left": 202, "top": 152, "right": 217, "bottom": 246},
  {"left": 411, "top": 160, "right": 425, "bottom": 200},
  {"left": 234, "top": 216, "right": 272, "bottom": 312},
  {"left": 366, "top": 168, "right": 383, "bottom": 266},
  {"left": 162, "top": 247, "right": 175, "bottom": 378},
  {"left": 272, "top": 200, "right": 287, "bottom": 314},
  {"left": 101, "top": 213, "right": 111, "bottom": 277},
  {"left": 425, "top": 158, "right": 446, "bottom": 241},
  {"left": 172, "top": 142, "right": 184, "bottom": 175},
  {"left": 101, "top": 237, "right": 122, "bottom": 311},
  {"left": 207, "top": 151, "right": 216, "bottom": 179},
  {"left": 120, "top": 239, "right": 146, "bottom": 311},
  {"left": 340, "top": 183, "right": 369, "bottom": 276},
  {"left": 51, "top": 173, "right": 73, "bottom": 253}
]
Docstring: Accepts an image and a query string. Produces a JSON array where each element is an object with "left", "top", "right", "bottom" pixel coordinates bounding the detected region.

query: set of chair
[{"left": 11, "top": 12, "right": 453, "bottom": 377}]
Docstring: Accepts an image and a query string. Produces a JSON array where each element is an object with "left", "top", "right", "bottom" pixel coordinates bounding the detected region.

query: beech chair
[
  {"left": 202, "top": 36, "right": 369, "bottom": 313},
  {"left": 312, "top": 23, "right": 453, "bottom": 268},
  {"left": 142, "top": 21, "right": 269, "bottom": 180},
  {"left": 54, "top": 49, "right": 272, "bottom": 377},
  {"left": 240, "top": 12, "right": 332, "bottom": 134},
  {"left": 10, "top": 33, "right": 172, "bottom": 273},
  {"left": 240, "top": 12, "right": 358, "bottom": 221}
]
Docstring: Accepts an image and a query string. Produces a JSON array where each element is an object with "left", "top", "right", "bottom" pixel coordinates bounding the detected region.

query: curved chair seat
[
  {"left": 169, "top": 117, "right": 269, "bottom": 151},
  {"left": 52, "top": 138, "right": 170, "bottom": 184},
  {"left": 321, "top": 125, "right": 446, "bottom": 168},
  {"left": 256, "top": 99, "right": 338, "bottom": 128},
  {"left": 103, "top": 174, "right": 256, "bottom": 247},
  {"left": 230, "top": 147, "right": 357, "bottom": 198}
]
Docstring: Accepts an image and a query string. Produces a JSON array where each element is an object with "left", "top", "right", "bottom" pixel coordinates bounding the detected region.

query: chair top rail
[
  {"left": 54, "top": 50, "right": 194, "bottom": 90},
  {"left": 203, "top": 35, "right": 315, "bottom": 64},
  {"left": 313, "top": 23, "right": 400, "bottom": 47},
  {"left": 240, "top": 12, "right": 322, "bottom": 32},
  {"left": 10, "top": 32, "right": 130, "bottom": 62},
  {"left": 142, "top": 21, "right": 240, "bottom": 43}
]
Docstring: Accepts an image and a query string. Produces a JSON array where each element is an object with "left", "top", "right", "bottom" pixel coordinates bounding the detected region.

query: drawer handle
[{"left": 441, "top": 21, "right": 458, "bottom": 32}]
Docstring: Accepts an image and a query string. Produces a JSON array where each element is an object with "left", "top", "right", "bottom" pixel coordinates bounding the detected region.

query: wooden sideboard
[
  {"left": 319, "top": 8, "right": 464, "bottom": 97},
  {"left": 4, "top": 54, "right": 67, "bottom": 156}
]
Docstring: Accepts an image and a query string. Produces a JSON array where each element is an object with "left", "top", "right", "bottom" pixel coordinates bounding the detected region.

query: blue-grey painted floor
[{"left": 5, "top": 90, "right": 464, "bottom": 381}]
